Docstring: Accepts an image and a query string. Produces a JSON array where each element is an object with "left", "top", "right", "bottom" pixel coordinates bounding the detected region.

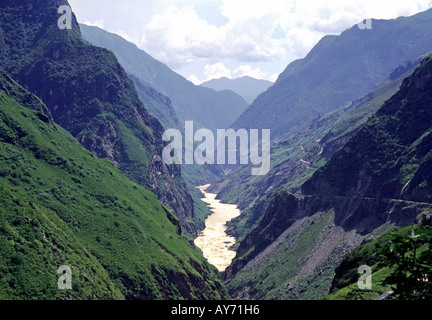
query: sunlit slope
[{"left": 0, "top": 69, "right": 227, "bottom": 300}]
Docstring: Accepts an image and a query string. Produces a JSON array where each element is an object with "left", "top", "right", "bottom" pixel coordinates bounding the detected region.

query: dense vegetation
[
  {"left": 222, "top": 51, "right": 432, "bottom": 300},
  {"left": 327, "top": 225, "right": 432, "bottom": 300},
  {"left": 381, "top": 228, "right": 432, "bottom": 299},
  {"left": 0, "top": 0, "right": 198, "bottom": 236},
  {"left": 0, "top": 69, "right": 227, "bottom": 300},
  {"left": 2, "top": 1, "right": 432, "bottom": 302}
]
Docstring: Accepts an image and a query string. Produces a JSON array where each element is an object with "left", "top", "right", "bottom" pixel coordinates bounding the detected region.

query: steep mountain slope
[
  {"left": 80, "top": 24, "right": 229, "bottom": 189},
  {"left": 232, "top": 9, "right": 432, "bottom": 140},
  {"left": 128, "top": 74, "right": 179, "bottom": 134},
  {"left": 211, "top": 55, "right": 424, "bottom": 245},
  {"left": 80, "top": 24, "right": 249, "bottom": 132},
  {"left": 0, "top": 69, "right": 227, "bottom": 300},
  {"left": 301, "top": 54, "right": 432, "bottom": 205},
  {"left": 224, "top": 54, "right": 432, "bottom": 300},
  {"left": 201, "top": 76, "right": 273, "bottom": 104},
  {"left": 0, "top": 0, "right": 197, "bottom": 236},
  {"left": 326, "top": 223, "right": 432, "bottom": 300}
]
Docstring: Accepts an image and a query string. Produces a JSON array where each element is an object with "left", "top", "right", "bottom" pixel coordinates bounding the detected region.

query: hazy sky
[{"left": 68, "top": 0, "right": 432, "bottom": 84}]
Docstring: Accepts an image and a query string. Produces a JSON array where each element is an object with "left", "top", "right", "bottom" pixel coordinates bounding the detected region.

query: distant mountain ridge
[
  {"left": 201, "top": 76, "right": 274, "bottom": 104},
  {"left": 0, "top": 0, "right": 197, "bottom": 236},
  {"left": 224, "top": 53, "right": 432, "bottom": 300},
  {"left": 80, "top": 24, "right": 249, "bottom": 132},
  {"left": 232, "top": 8, "right": 432, "bottom": 140},
  {"left": 211, "top": 8, "right": 432, "bottom": 300}
]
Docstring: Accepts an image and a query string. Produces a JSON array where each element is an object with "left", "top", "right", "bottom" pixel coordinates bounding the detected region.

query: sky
[{"left": 68, "top": 0, "right": 432, "bottom": 85}]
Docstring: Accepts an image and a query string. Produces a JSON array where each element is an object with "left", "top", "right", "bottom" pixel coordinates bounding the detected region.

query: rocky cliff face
[
  {"left": 212, "top": 57, "right": 423, "bottom": 250},
  {"left": 0, "top": 0, "right": 197, "bottom": 236},
  {"left": 225, "top": 191, "right": 431, "bottom": 299},
  {"left": 0, "top": 68, "right": 228, "bottom": 300},
  {"left": 231, "top": 9, "right": 432, "bottom": 140},
  {"left": 225, "top": 54, "right": 432, "bottom": 300},
  {"left": 301, "top": 55, "right": 432, "bottom": 202}
]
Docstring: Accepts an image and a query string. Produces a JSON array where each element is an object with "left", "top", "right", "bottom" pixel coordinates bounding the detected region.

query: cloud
[
  {"left": 198, "top": 62, "right": 268, "bottom": 83},
  {"left": 70, "top": 0, "right": 432, "bottom": 77},
  {"left": 187, "top": 74, "right": 202, "bottom": 85},
  {"left": 138, "top": 0, "right": 432, "bottom": 69},
  {"left": 81, "top": 19, "right": 105, "bottom": 29},
  {"left": 232, "top": 65, "right": 266, "bottom": 79},
  {"left": 140, "top": 1, "right": 288, "bottom": 68},
  {"left": 278, "top": 0, "right": 432, "bottom": 57},
  {"left": 203, "top": 63, "right": 232, "bottom": 81},
  {"left": 140, "top": 5, "right": 223, "bottom": 68},
  {"left": 269, "top": 74, "right": 279, "bottom": 82}
]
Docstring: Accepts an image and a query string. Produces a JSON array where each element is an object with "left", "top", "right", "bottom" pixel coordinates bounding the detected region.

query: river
[{"left": 194, "top": 184, "right": 242, "bottom": 272}]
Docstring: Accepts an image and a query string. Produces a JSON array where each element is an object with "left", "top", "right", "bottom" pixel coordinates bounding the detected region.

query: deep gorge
[{"left": 194, "top": 185, "right": 242, "bottom": 272}]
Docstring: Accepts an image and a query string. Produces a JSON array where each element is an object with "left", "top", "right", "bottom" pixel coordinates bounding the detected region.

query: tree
[{"left": 380, "top": 228, "right": 432, "bottom": 300}]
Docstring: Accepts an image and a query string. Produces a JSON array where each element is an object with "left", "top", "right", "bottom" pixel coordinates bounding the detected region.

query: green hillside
[
  {"left": 224, "top": 53, "right": 432, "bottom": 300},
  {"left": 232, "top": 9, "right": 432, "bottom": 140},
  {"left": 0, "top": 0, "right": 198, "bottom": 237},
  {"left": 0, "top": 69, "right": 227, "bottom": 300},
  {"left": 212, "top": 55, "right": 424, "bottom": 246},
  {"left": 326, "top": 224, "right": 432, "bottom": 300},
  {"left": 302, "top": 54, "right": 432, "bottom": 204}
]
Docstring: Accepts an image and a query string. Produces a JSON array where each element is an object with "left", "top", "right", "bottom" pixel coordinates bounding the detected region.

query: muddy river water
[{"left": 194, "top": 185, "right": 242, "bottom": 272}]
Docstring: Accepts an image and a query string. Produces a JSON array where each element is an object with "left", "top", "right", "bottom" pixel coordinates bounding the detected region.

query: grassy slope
[
  {"left": 0, "top": 0, "right": 201, "bottom": 237},
  {"left": 0, "top": 70, "right": 227, "bottom": 300},
  {"left": 325, "top": 225, "right": 432, "bottom": 300},
  {"left": 226, "top": 210, "right": 340, "bottom": 300},
  {"left": 215, "top": 56, "right": 423, "bottom": 246},
  {"left": 223, "top": 54, "right": 432, "bottom": 300}
]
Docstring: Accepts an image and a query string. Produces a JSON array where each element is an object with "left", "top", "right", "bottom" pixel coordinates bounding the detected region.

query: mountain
[
  {"left": 80, "top": 24, "right": 249, "bottom": 132},
  {"left": 128, "top": 74, "right": 180, "bottom": 133},
  {"left": 223, "top": 53, "right": 432, "bottom": 300},
  {"left": 210, "top": 55, "right": 425, "bottom": 244},
  {"left": 79, "top": 23, "right": 228, "bottom": 225},
  {"left": 0, "top": 68, "right": 227, "bottom": 300},
  {"left": 231, "top": 9, "right": 432, "bottom": 140},
  {"left": 201, "top": 76, "right": 273, "bottom": 104},
  {"left": 301, "top": 53, "right": 432, "bottom": 207},
  {"left": 0, "top": 0, "right": 198, "bottom": 236},
  {"left": 326, "top": 223, "right": 432, "bottom": 300}
]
